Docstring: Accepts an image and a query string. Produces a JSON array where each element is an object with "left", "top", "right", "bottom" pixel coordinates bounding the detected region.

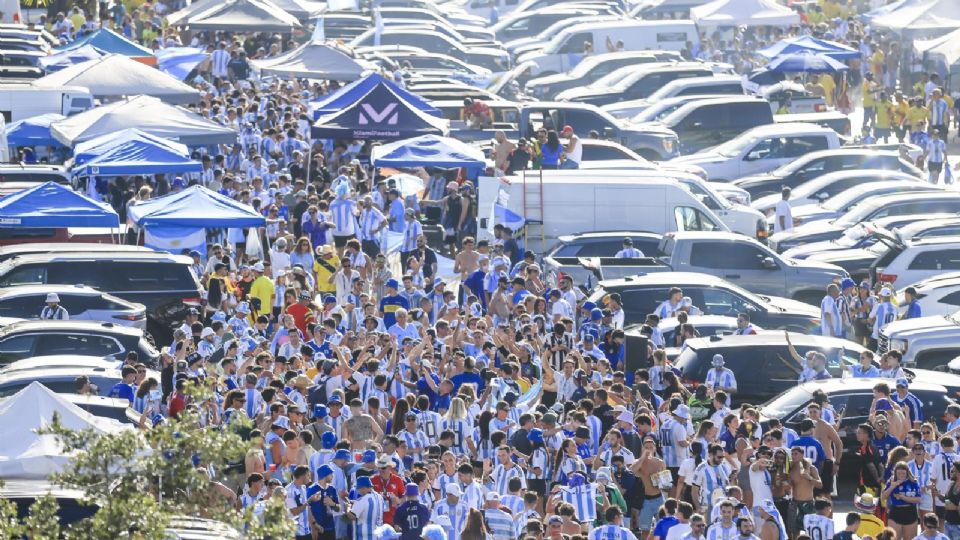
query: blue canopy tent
[
  {"left": 72, "top": 138, "right": 202, "bottom": 177},
  {"left": 127, "top": 185, "right": 264, "bottom": 255},
  {"left": 371, "top": 134, "right": 486, "bottom": 172},
  {"left": 764, "top": 51, "right": 849, "bottom": 73},
  {"left": 5, "top": 113, "right": 66, "bottom": 147},
  {"left": 312, "top": 82, "right": 448, "bottom": 140},
  {"left": 73, "top": 128, "right": 190, "bottom": 167},
  {"left": 0, "top": 182, "right": 119, "bottom": 229},
  {"left": 756, "top": 36, "right": 860, "bottom": 60},
  {"left": 309, "top": 73, "right": 441, "bottom": 120},
  {"left": 57, "top": 29, "right": 156, "bottom": 65}
]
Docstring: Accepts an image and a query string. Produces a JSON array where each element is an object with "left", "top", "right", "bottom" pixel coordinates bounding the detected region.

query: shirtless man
[
  {"left": 788, "top": 447, "right": 822, "bottom": 537},
  {"left": 342, "top": 397, "right": 384, "bottom": 450},
  {"left": 871, "top": 383, "right": 909, "bottom": 441},
  {"left": 453, "top": 236, "right": 480, "bottom": 282},
  {"left": 631, "top": 435, "right": 667, "bottom": 538},
  {"left": 805, "top": 402, "right": 843, "bottom": 498}
]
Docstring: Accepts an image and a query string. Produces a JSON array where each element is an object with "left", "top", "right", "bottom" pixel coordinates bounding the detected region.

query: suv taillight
[
  {"left": 182, "top": 297, "right": 202, "bottom": 306},
  {"left": 878, "top": 273, "right": 897, "bottom": 283}
]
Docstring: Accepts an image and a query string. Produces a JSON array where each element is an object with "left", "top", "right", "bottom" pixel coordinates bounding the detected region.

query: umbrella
[
  {"left": 756, "top": 36, "right": 860, "bottom": 60},
  {"left": 384, "top": 173, "right": 424, "bottom": 198},
  {"left": 764, "top": 51, "right": 849, "bottom": 73}
]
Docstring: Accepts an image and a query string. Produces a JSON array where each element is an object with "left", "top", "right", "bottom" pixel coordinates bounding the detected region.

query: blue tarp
[
  {"left": 127, "top": 185, "right": 265, "bottom": 228},
  {"left": 312, "top": 82, "right": 448, "bottom": 140},
  {"left": 38, "top": 44, "right": 104, "bottom": 72},
  {"left": 156, "top": 47, "right": 208, "bottom": 80},
  {"left": 5, "top": 113, "right": 66, "bottom": 147},
  {"left": 57, "top": 28, "right": 155, "bottom": 61},
  {"left": 310, "top": 73, "right": 441, "bottom": 120},
  {"left": 73, "top": 138, "right": 202, "bottom": 177},
  {"left": 73, "top": 128, "right": 189, "bottom": 166},
  {"left": 757, "top": 36, "right": 860, "bottom": 60},
  {"left": 0, "top": 181, "right": 119, "bottom": 228},
  {"left": 371, "top": 134, "right": 485, "bottom": 171}
]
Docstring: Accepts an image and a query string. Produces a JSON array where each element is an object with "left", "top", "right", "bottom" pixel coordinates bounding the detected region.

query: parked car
[
  {"left": 524, "top": 51, "right": 670, "bottom": 99},
  {"left": 867, "top": 237, "right": 960, "bottom": 287},
  {"left": 759, "top": 376, "right": 960, "bottom": 457},
  {"left": 895, "top": 273, "right": 960, "bottom": 318},
  {"left": 0, "top": 243, "right": 154, "bottom": 264},
  {"left": 584, "top": 272, "right": 821, "bottom": 331},
  {"left": 0, "top": 284, "right": 146, "bottom": 329},
  {"left": 671, "top": 123, "right": 840, "bottom": 182},
  {"left": 656, "top": 314, "right": 755, "bottom": 348},
  {"left": 782, "top": 215, "right": 960, "bottom": 260},
  {"left": 0, "top": 366, "right": 126, "bottom": 397},
  {"left": 599, "top": 75, "right": 745, "bottom": 118},
  {"left": 879, "top": 313, "right": 960, "bottom": 369},
  {"left": 545, "top": 231, "right": 665, "bottom": 259},
  {"left": 768, "top": 191, "right": 960, "bottom": 253},
  {"left": 0, "top": 355, "right": 127, "bottom": 374},
  {"left": 732, "top": 149, "right": 922, "bottom": 200},
  {"left": 675, "top": 333, "right": 866, "bottom": 405},
  {"left": 775, "top": 181, "right": 942, "bottom": 231},
  {"left": 0, "top": 251, "right": 203, "bottom": 340},
  {"left": 752, "top": 170, "right": 921, "bottom": 216},
  {"left": 635, "top": 96, "right": 775, "bottom": 155},
  {"left": 0, "top": 320, "right": 159, "bottom": 368},
  {"left": 557, "top": 63, "right": 715, "bottom": 106}
]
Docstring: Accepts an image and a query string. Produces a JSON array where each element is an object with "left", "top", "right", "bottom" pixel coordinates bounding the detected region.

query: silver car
[{"left": 0, "top": 285, "right": 146, "bottom": 330}]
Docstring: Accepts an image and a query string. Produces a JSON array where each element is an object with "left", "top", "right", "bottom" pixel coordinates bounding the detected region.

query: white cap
[
  {"left": 252, "top": 262, "right": 265, "bottom": 273},
  {"left": 616, "top": 411, "right": 634, "bottom": 425},
  {"left": 879, "top": 287, "right": 893, "bottom": 296},
  {"left": 445, "top": 484, "right": 462, "bottom": 497},
  {"left": 485, "top": 492, "right": 500, "bottom": 502},
  {"left": 201, "top": 327, "right": 215, "bottom": 338},
  {"left": 46, "top": 292, "right": 60, "bottom": 303},
  {"left": 672, "top": 405, "right": 690, "bottom": 420}
]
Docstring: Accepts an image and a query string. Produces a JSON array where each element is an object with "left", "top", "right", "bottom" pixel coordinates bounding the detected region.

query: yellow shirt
[
  {"left": 821, "top": 0, "right": 840, "bottom": 19},
  {"left": 807, "top": 11, "right": 825, "bottom": 25},
  {"left": 249, "top": 275, "right": 275, "bottom": 319},
  {"left": 69, "top": 13, "right": 86, "bottom": 30},
  {"left": 819, "top": 75, "right": 836, "bottom": 106},
  {"left": 856, "top": 514, "right": 884, "bottom": 539},
  {"left": 907, "top": 106, "right": 929, "bottom": 127},
  {"left": 313, "top": 254, "right": 340, "bottom": 293},
  {"left": 870, "top": 50, "right": 884, "bottom": 76},
  {"left": 862, "top": 81, "right": 876, "bottom": 107},
  {"left": 876, "top": 101, "right": 894, "bottom": 129},
  {"left": 893, "top": 100, "right": 909, "bottom": 126}
]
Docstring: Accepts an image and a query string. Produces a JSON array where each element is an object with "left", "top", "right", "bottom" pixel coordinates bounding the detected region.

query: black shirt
[{"left": 946, "top": 489, "right": 960, "bottom": 525}]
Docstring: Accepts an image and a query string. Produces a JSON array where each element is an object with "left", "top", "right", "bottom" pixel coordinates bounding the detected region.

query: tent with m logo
[{"left": 311, "top": 80, "right": 448, "bottom": 140}]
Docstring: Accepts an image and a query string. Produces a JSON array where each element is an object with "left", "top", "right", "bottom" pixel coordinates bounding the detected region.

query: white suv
[
  {"left": 873, "top": 237, "right": 960, "bottom": 286},
  {"left": 879, "top": 312, "right": 960, "bottom": 370}
]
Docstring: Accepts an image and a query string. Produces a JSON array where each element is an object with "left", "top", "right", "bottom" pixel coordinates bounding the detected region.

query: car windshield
[
  {"left": 760, "top": 386, "right": 814, "bottom": 418},
  {"left": 586, "top": 68, "right": 634, "bottom": 90},
  {"left": 769, "top": 153, "right": 826, "bottom": 178},
  {"left": 947, "top": 311, "right": 960, "bottom": 325},
  {"left": 567, "top": 56, "right": 604, "bottom": 78},
  {"left": 822, "top": 187, "right": 878, "bottom": 213},
  {"left": 713, "top": 135, "right": 760, "bottom": 159}
]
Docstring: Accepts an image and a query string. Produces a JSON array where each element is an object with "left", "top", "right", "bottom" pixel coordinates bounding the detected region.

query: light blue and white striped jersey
[
  {"left": 500, "top": 494, "right": 525, "bottom": 537},
  {"left": 431, "top": 500, "right": 469, "bottom": 540},
  {"left": 872, "top": 301, "right": 898, "bottom": 339},
  {"left": 927, "top": 138, "right": 947, "bottom": 163},
  {"left": 704, "top": 368, "right": 737, "bottom": 404},
  {"left": 692, "top": 461, "right": 733, "bottom": 508},
  {"left": 359, "top": 207, "right": 387, "bottom": 241},
  {"left": 473, "top": 427, "right": 498, "bottom": 461},
  {"left": 401, "top": 220, "right": 422, "bottom": 252},
  {"left": 210, "top": 48, "right": 230, "bottom": 77},
  {"left": 460, "top": 481, "right": 484, "bottom": 510},
  {"left": 660, "top": 418, "right": 690, "bottom": 468},
  {"left": 308, "top": 450, "right": 334, "bottom": 481},
  {"left": 597, "top": 446, "right": 636, "bottom": 468},
  {"left": 433, "top": 471, "right": 457, "bottom": 499},
  {"left": 586, "top": 415, "right": 603, "bottom": 453},
  {"left": 418, "top": 410, "right": 444, "bottom": 444},
  {"left": 397, "top": 429, "right": 430, "bottom": 462},
  {"left": 803, "top": 514, "right": 834, "bottom": 540},
  {"left": 243, "top": 388, "right": 263, "bottom": 418},
  {"left": 589, "top": 524, "right": 639, "bottom": 540},
  {"left": 931, "top": 100, "right": 950, "bottom": 126},
  {"left": 483, "top": 507, "right": 515, "bottom": 540},
  {"left": 352, "top": 491, "right": 385, "bottom": 540},
  {"left": 329, "top": 198, "right": 358, "bottom": 236},
  {"left": 285, "top": 483, "right": 312, "bottom": 537},
  {"left": 328, "top": 413, "right": 347, "bottom": 439},
  {"left": 559, "top": 483, "right": 598, "bottom": 523},
  {"left": 441, "top": 419, "right": 473, "bottom": 456},
  {"left": 932, "top": 451, "right": 958, "bottom": 497},
  {"left": 556, "top": 455, "right": 587, "bottom": 484},
  {"left": 909, "top": 459, "right": 933, "bottom": 493},
  {"left": 615, "top": 248, "right": 644, "bottom": 258},
  {"left": 820, "top": 295, "right": 841, "bottom": 337},
  {"left": 490, "top": 463, "right": 526, "bottom": 495},
  {"left": 528, "top": 447, "right": 550, "bottom": 480},
  {"left": 707, "top": 522, "right": 737, "bottom": 540}
]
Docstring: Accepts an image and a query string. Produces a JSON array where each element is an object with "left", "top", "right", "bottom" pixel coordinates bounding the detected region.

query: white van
[
  {"left": 479, "top": 171, "right": 729, "bottom": 248},
  {"left": 517, "top": 20, "right": 698, "bottom": 77},
  {"left": 0, "top": 84, "right": 93, "bottom": 122}
]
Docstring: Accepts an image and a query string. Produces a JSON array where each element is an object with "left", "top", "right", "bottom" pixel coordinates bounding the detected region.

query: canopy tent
[
  {"left": 871, "top": 0, "right": 960, "bottom": 35},
  {"left": 5, "top": 113, "right": 66, "bottom": 147},
  {"left": 73, "top": 128, "right": 188, "bottom": 166},
  {"left": 50, "top": 95, "right": 237, "bottom": 146},
  {"left": 0, "top": 182, "right": 119, "bottom": 228},
  {"left": 310, "top": 73, "right": 441, "bottom": 119},
  {"left": 72, "top": 137, "right": 201, "bottom": 177},
  {"left": 915, "top": 26, "right": 960, "bottom": 69},
  {"left": 312, "top": 82, "right": 449, "bottom": 140},
  {"left": 33, "top": 54, "right": 201, "bottom": 104},
  {"left": 691, "top": 0, "right": 800, "bottom": 27},
  {"left": 57, "top": 28, "right": 156, "bottom": 65},
  {"left": 127, "top": 185, "right": 265, "bottom": 228},
  {"left": 37, "top": 44, "right": 104, "bottom": 72},
  {"left": 371, "top": 134, "right": 485, "bottom": 171},
  {"left": 184, "top": 0, "right": 302, "bottom": 33},
  {"left": 254, "top": 41, "right": 373, "bottom": 81},
  {"left": 166, "top": 0, "right": 219, "bottom": 26},
  {"left": 756, "top": 36, "right": 860, "bottom": 60},
  {"left": 269, "top": 0, "right": 325, "bottom": 20},
  {"left": 764, "top": 51, "right": 849, "bottom": 73},
  {"left": 155, "top": 47, "right": 209, "bottom": 80},
  {"left": 861, "top": 0, "right": 925, "bottom": 23},
  {"left": 0, "top": 382, "right": 128, "bottom": 479}
]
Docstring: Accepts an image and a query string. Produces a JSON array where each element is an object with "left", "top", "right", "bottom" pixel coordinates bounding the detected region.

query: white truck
[{"left": 0, "top": 84, "right": 94, "bottom": 122}]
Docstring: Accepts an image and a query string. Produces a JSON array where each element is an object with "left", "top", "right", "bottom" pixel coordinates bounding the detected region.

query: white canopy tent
[
  {"left": 691, "top": 0, "right": 800, "bottom": 27},
  {"left": 33, "top": 54, "right": 201, "bottom": 104},
  {"left": 0, "top": 382, "right": 129, "bottom": 479},
  {"left": 51, "top": 95, "right": 238, "bottom": 146},
  {"left": 166, "top": 0, "right": 219, "bottom": 27},
  {"left": 269, "top": 0, "right": 325, "bottom": 20},
  {"left": 871, "top": 0, "right": 960, "bottom": 35},
  {"left": 915, "top": 27, "right": 960, "bottom": 67},
  {"left": 185, "top": 0, "right": 302, "bottom": 33},
  {"left": 253, "top": 40, "right": 373, "bottom": 80}
]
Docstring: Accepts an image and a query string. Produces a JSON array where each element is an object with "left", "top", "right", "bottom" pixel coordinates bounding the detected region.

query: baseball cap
[
  {"left": 896, "top": 378, "right": 909, "bottom": 388},
  {"left": 386, "top": 279, "right": 399, "bottom": 289},
  {"left": 333, "top": 449, "right": 352, "bottom": 461},
  {"left": 840, "top": 278, "right": 856, "bottom": 290},
  {"left": 485, "top": 492, "right": 500, "bottom": 502},
  {"left": 405, "top": 483, "right": 419, "bottom": 497},
  {"left": 362, "top": 450, "right": 377, "bottom": 463},
  {"left": 445, "top": 484, "right": 462, "bottom": 497},
  {"left": 316, "top": 464, "right": 334, "bottom": 479},
  {"left": 356, "top": 476, "right": 374, "bottom": 490}
]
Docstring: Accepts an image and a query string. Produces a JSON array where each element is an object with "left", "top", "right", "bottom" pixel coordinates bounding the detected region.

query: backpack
[{"left": 308, "top": 375, "right": 330, "bottom": 409}]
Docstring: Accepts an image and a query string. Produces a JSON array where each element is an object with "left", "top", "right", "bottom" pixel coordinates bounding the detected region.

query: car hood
[
  {"left": 804, "top": 248, "right": 877, "bottom": 265},
  {"left": 782, "top": 240, "right": 846, "bottom": 259},
  {"left": 623, "top": 121, "right": 677, "bottom": 137},
  {"left": 769, "top": 220, "right": 842, "bottom": 245},
  {"left": 785, "top": 257, "right": 848, "bottom": 274},
  {"left": 789, "top": 203, "right": 840, "bottom": 223},
  {"left": 555, "top": 85, "right": 616, "bottom": 101},
  {"left": 751, "top": 192, "right": 781, "bottom": 212},
  {"left": 885, "top": 315, "right": 959, "bottom": 338},
  {"left": 763, "top": 294, "right": 821, "bottom": 317},
  {"left": 526, "top": 72, "right": 573, "bottom": 88},
  {"left": 733, "top": 172, "right": 779, "bottom": 188},
  {"left": 670, "top": 152, "right": 727, "bottom": 166}
]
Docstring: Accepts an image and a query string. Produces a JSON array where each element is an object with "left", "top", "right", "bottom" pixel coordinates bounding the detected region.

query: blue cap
[
  {"left": 356, "top": 476, "right": 374, "bottom": 490},
  {"left": 583, "top": 334, "right": 595, "bottom": 343},
  {"left": 875, "top": 398, "right": 893, "bottom": 411},
  {"left": 420, "top": 525, "right": 446, "bottom": 540},
  {"left": 582, "top": 301, "right": 596, "bottom": 312},
  {"left": 896, "top": 378, "right": 909, "bottom": 388},
  {"left": 316, "top": 464, "right": 334, "bottom": 479},
  {"left": 189, "top": 250, "right": 201, "bottom": 258},
  {"left": 840, "top": 278, "right": 856, "bottom": 290},
  {"left": 313, "top": 404, "right": 328, "bottom": 419},
  {"left": 405, "top": 483, "right": 419, "bottom": 496},
  {"left": 386, "top": 279, "right": 399, "bottom": 289},
  {"left": 590, "top": 308, "right": 603, "bottom": 320},
  {"left": 528, "top": 428, "right": 544, "bottom": 444},
  {"left": 334, "top": 449, "right": 352, "bottom": 461},
  {"left": 362, "top": 450, "right": 377, "bottom": 463},
  {"left": 321, "top": 431, "right": 338, "bottom": 449},
  {"left": 323, "top": 295, "right": 336, "bottom": 304}
]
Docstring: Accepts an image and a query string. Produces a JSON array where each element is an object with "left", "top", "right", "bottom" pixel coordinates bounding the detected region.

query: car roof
[
  {"left": 0, "top": 355, "right": 120, "bottom": 374},
  {"left": 0, "top": 284, "right": 103, "bottom": 298},
  {"left": 682, "top": 332, "right": 865, "bottom": 352},
  {"left": 801, "top": 169, "right": 917, "bottom": 184},
  {"left": 906, "top": 236, "right": 960, "bottom": 247},
  {"left": 0, "top": 319, "right": 141, "bottom": 337},
  {"left": 862, "top": 190, "right": 960, "bottom": 207},
  {"left": 0, "top": 243, "right": 154, "bottom": 257},
  {"left": 0, "top": 366, "right": 121, "bottom": 384},
  {"left": 737, "top": 123, "right": 835, "bottom": 137},
  {"left": 665, "top": 231, "right": 747, "bottom": 242},
  {"left": 796, "top": 148, "right": 902, "bottom": 160},
  {"left": 792, "top": 376, "right": 952, "bottom": 395},
  {"left": 2, "top": 251, "right": 191, "bottom": 264},
  {"left": 659, "top": 74, "right": 743, "bottom": 88},
  {"left": 598, "top": 271, "right": 729, "bottom": 289}
]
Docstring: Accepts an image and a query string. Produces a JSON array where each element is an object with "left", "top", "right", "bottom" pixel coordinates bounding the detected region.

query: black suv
[
  {"left": 733, "top": 149, "right": 922, "bottom": 200},
  {"left": 0, "top": 320, "right": 159, "bottom": 367},
  {"left": 674, "top": 333, "right": 866, "bottom": 405},
  {"left": 0, "top": 251, "right": 202, "bottom": 340},
  {"left": 546, "top": 231, "right": 664, "bottom": 259},
  {"left": 585, "top": 272, "right": 820, "bottom": 331}
]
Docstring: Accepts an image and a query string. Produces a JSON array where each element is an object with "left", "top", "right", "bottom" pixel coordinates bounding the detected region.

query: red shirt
[
  {"left": 371, "top": 472, "right": 406, "bottom": 524},
  {"left": 286, "top": 303, "right": 315, "bottom": 335}
]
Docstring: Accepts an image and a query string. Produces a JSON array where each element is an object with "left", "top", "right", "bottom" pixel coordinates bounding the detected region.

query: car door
[
  {"left": 687, "top": 241, "right": 786, "bottom": 295},
  {"left": 34, "top": 332, "right": 124, "bottom": 358},
  {"left": 696, "top": 286, "right": 758, "bottom": 317},
  {"left": 902, "top": 248, "right": 960, "bottom": 285},
  {"left": 0, "top": 333, "right": 38, "bottom": 366},
  {"left": 673, "top": 105, "right": 722, "bottom": 154},
  {"left": 0, "top": 294, "right": 43, "bottom": 318},
  {"left": 759, "top": 346, "right": 802, "bottom": 403}
]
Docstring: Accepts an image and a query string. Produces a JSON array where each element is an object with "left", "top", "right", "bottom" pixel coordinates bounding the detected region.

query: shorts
[
  {"left": 889, "top": 505, "right": 919, "bottom": 525},
  {"left": 527, "top": 479, "right": 546, "bottom": 497},
  {"left": 816, "top": 460, "right": 834, "bottom": 497},
  {"left": 920, "top": 491, "right": 934, "bottom": 511},
  {"left": 875, "top": 127, "right": 891, "bottom": 138},
  {"left": 929, "top": 161, "right": 944, "bottom": 174},
  {"left": 333, "top": 234, "right": 354, "bottom": 248},
  {"left": 792, "top": 499, "right": 815, "bottom": 534},
  {"left": 638, "top": 493, "right": 664, "bottom": 531}
]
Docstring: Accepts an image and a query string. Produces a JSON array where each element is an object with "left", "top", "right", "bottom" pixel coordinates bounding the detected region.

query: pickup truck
[
  {"left": 545, "top": 231, "right": 848, "bottom": 303},
  {"left": 447, "top": 101, "right": 680, "bottom": 160}
]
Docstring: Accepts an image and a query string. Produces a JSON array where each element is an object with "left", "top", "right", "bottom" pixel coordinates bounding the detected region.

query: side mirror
[
  {"left": 603, "top": 126, "right": 615, "bottom": 139},
  {"left": 761, "top": 256, "right": 777, "bottom": 269},
  {"left": 745, "top": 151, "right": 761, "bottom": 161},
  {"left": 815, "top": 192, "right": 830, "bottom": 201}
]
